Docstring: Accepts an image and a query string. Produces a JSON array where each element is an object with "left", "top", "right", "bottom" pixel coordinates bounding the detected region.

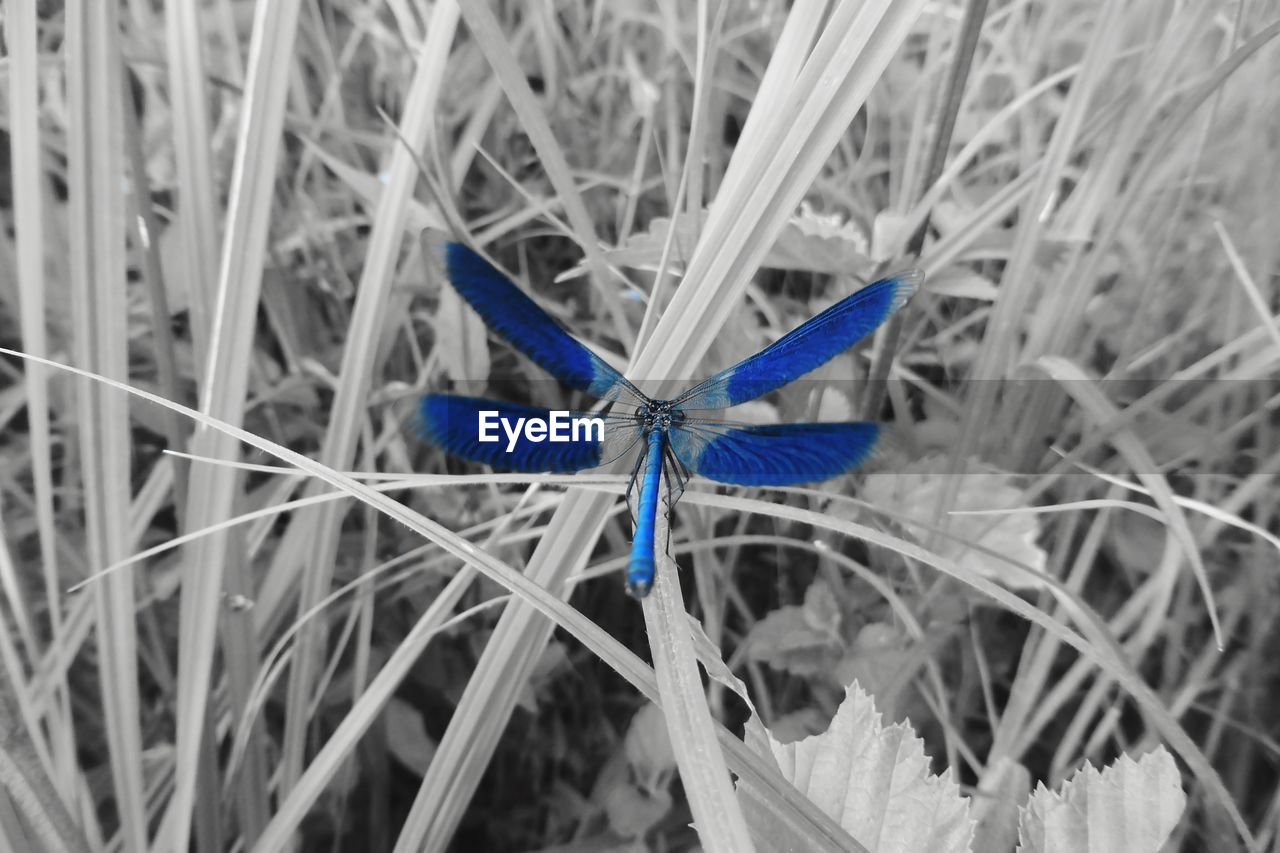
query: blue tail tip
[{"left": 625, "top": 578, "right": 653, "bottom": 599}]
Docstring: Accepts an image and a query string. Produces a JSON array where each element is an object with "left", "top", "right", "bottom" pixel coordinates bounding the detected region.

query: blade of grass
[
  {"left": 6, "top": 0, "right": 80, "bottom": 808},
  {"left": 120, "top": 48, "right": 189, "bottom": 525},
  {"left": 163, "top": 0, "right": 221, "bottom": 368},
  {"left": 644, "top": 505, "right": 754, "bottom": 852},
  {"left": 65, "top": 1, "right": 148, "bottom": 848},
  {"left": 1213, "top": 221, "right": 1280, "bottom": 356},
  {"left": 164, "top": 0, "right": 304, "bottom": 847}
]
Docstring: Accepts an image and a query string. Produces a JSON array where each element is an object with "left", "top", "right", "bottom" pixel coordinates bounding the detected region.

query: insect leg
[
  {"left": 623, "top": 446, "right": 646, "bottom": 526},
  {"left": 660, "top": 444, "right": 686, "bottom": 559}
]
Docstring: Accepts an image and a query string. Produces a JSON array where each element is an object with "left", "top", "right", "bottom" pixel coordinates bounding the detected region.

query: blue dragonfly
[{"left": 418, "top": 231, "right": 920, "bottom": 597}]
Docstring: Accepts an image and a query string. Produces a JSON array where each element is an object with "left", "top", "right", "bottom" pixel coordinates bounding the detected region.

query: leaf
[
  {"left": 771, "top": 203, "right": 873, "bottom": 275},
  {"left": 744, "top": 589, "right": 844, "bottom": 678},
  {"left": 623, "top": 704, "right": 677, "bottom": 792},
  {"left": 860, "top": 454, "right": 1049, "bottom": 590},
  {"left": 834, "top": 622, "right": 912, "bottom": 698},
  {"left": 1016, "top": 748, "right": 1185, "bottom": 853},
  {"left": 741, "top": 683, "right": 974, "bottom": 853},
  {"left": 604, "top": 782, "right": 672, "bottom": 840},
  {"left": 384, "top": 697, "right": 436, "bottom": 776}
]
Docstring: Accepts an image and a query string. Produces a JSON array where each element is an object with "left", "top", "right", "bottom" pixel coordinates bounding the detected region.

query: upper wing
[
  {"left": 668, "top": 419, "right": 881, "bottom": 486},
  {"left": 422, "top": 230, "right": 646, "bottom": 404},
  {"left": 418, "top": 394, "right": 643, "bottom": 473},
  {"left": 674, "top": 271, "right": 922, "bottom": 410}
]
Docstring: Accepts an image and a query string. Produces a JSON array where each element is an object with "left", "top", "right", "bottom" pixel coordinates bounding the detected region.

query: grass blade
[
  {"left": 165, "top": 0, "right": 304, "bottom": 846},
  {"left": 65, "top": 1, "right": 148, "bottom": 848}
]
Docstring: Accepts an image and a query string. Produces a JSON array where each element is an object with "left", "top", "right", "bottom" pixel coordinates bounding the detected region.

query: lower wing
[
  {"left": 668, "top": 419, "right": 881, "bottom": 486},
  {"left": 418, "top": 394, "right": 643, "bottom": 473}
]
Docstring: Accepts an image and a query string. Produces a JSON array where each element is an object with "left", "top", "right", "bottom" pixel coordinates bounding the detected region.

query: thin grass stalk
[
  {"left": 861, "top": 0, "right": 989, "bottom": 420},
  {"left": 277, "top": 0, "right": 459, "bottom": 805},
  {"left": 218, "top": 521, "right": 270, "bottom": 846},
  {"left": 165, "top": 0, "right": 304, "bottom": 846},
  {"left": 119, "top": 50, "right": 189, "bottom": 523},
  {"left": 163, "top": 0, "right": 220, "bottom": 368},
  {"left": 6, "top": 0, "right": 80, "bottom": 805},
  {"left": 64, "top": 1, "right": 148, "bottom": 848}
]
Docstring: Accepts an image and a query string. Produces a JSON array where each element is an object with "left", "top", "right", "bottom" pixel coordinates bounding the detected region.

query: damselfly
[{"left": 418, "top": 231, "right": 920, "bottom": 597}]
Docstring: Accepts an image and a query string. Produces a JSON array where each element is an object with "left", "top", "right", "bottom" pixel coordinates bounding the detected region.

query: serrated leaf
[
  {"left": 770, "top": 204, "right": 873, "bottom": 275},
  {"left": 744, "top": 683, "right": 974, "bottom": 853},
  {"left": 1016, "top": 748, "right": 1185, "bottom": 853}
]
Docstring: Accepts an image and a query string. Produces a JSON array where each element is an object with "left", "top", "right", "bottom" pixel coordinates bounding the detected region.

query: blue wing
[
  {"left": 674, "top": 271, "right": 922, "bottom": 410},
  {"left": 418, "top": 394, "right": 644, "bottom": 473},
  {"left": 423, "top": 230, "right": 646, "bottom": 404},
  {"left": 668, "top": 419, "right": 881, "bottom": 486}
]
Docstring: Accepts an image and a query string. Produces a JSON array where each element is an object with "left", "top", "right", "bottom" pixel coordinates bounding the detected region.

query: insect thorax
[{"left": 639, "top": 400, "right": 683, "bottom": 434}]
